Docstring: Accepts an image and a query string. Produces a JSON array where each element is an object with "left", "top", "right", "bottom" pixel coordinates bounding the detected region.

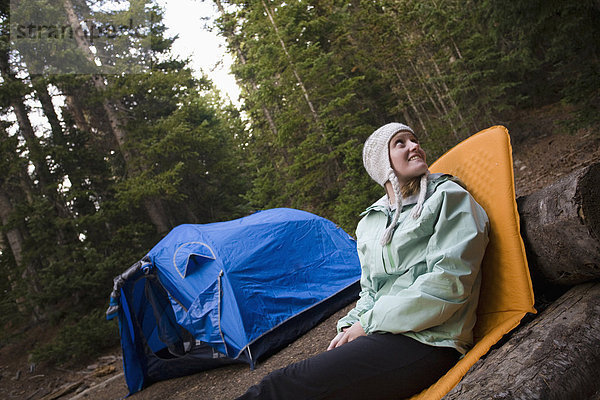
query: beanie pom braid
[
  {"left": 410, "top": 171, "right": 430, "bottom": 219},
  {"left": 380, "top": 169, "right": 403, "bottom": 246},
  {"left": 381, "top": 170, "right": 430, "bottom": 246}
]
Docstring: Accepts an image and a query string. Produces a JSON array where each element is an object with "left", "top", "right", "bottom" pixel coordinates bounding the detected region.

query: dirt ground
[{"left": 1, "top": 108, "right": 599, "bottom": 400}]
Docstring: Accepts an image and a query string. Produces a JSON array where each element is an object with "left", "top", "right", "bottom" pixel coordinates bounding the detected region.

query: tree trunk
[
  {"left": 427, "top": 53, "right": 465, "bottom": 138},
  {"left": 0, "top": 186, "right": 41, "bottom": 317},
  {"left": 392, "top": 64, "right": 428, "bottom": 135},
  {"left": 261, "top": 0, "right": 321, "bottom": 126},
  {"left": 517, "top": 163, "right": 600, "bottom": 286},
  {"left": 0, "top": 188, "right": 26, "bottom": 269},
  {"left": 32, "top": 77, "right": 64, "bottom": 142},
  {"left": 65, "top": 94, "right": 92, "bottom": 133},
  {"left": 213, "top": 0, "right": 279, "bottom": 139},
  {"left": 0, "top": 54, "right": 81, "bottom": 243},
  {"left": 261, "top": 0, "right": 344, "bottom": 177},
  {"left": 0, "top": 52, "right": 52, "bottom": 190},
  {"left": 408, "top": 58, "right": 442, "bottom": 119},
  {"left": 61, "top": 0, "right": 171, "bottom": 234},
  {"left": 413, "top": 49, "right": 460, "bottom": 139},
  {"left": 445, "top": 282, "right": 600, "bottom": 400}
]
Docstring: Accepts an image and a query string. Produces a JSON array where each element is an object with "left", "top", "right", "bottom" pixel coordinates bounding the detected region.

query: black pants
[{"left": 236, "top": 333, "right": 460, "bottom": 400}]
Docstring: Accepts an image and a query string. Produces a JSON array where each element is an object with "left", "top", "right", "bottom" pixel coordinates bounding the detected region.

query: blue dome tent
[{"left": 107, "top": 208, "right": 361, "bottom": 394}]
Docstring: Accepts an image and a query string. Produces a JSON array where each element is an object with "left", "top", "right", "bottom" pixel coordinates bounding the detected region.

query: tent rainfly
[{"left": 107, "top": 208, "right": 361, "bottom": 394}]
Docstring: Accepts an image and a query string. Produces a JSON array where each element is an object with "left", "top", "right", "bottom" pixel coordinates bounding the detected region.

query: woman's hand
[
  {"left": 327, "top": 331, "right": 345, "bottom": 351},
  {"left": 327, "top": 323, "right": 366, "bottom": 351}
]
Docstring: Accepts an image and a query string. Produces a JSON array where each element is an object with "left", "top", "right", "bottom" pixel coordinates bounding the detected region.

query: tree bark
[
  {"left": 32, "top": 77, "right": 64, "bottom": 142},
  {"left": 261, "top": 0, "right": 321, "bottom": 126},
  {"left": 408, "top": 58, "right": 442, "bottom": 119},
  {"left": 392, "top": 64, "right": 428, "bottom": 135},
  {"left": 0, "top": 186, "right": 41, "bottom": 316},
  {"left": 445, "top": 282, "right": 600, "bottom": 400},
  {"left": 517, "top": 163, "right": 600, "bottom": 286},
  {"left": 427, "top": 52, "right": 465, "bottom": 138},
  {"left": 213, "top": 0, "right": 279, "bottom": 139},
  {"left": 61, "top": 0, "right": 171, "bottom": 234},
  {"left": 0, "top": 189, "right": 26, "bottom": 268},
  {"left": 261, "top": 1, "right": 343, "bottom": 177},
  {"left": 64, "top": 94, "right": 92, "bottom": 133},
  {"left": 0, "top": 51, "right": 52, "bottom": 190}
]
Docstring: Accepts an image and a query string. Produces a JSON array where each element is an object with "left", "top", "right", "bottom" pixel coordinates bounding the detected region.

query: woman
[{"left": 237, "top": 122, "right": 489, "bottom": 400}]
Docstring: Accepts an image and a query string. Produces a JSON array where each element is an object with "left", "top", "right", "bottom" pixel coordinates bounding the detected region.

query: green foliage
[
  {"left": 217, "top": 0, "right": 599, "bottom": 236},
  {"left": 31, "top": 311, "right": 120, "bottom": 366},
  {"left": 0, "top": 0, "right": 249, "bottom": 366},
  {"left": 483, "top": 0, "right": 600, "bottom": 124},
  {"left": 1, "top": 0, "right": 598, "bottom": 368},
  {"left": 0, "top": 249, "right": 24, "bottom": 331}
]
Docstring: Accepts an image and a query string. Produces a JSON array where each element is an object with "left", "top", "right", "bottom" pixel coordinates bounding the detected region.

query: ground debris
[{"left": 39, "top": 380, "right": 84, "bottom": 400}]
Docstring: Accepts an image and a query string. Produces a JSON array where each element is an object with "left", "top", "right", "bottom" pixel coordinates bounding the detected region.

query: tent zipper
[{"left": 217, "top": 270, "right": 229, "bottom": 356}]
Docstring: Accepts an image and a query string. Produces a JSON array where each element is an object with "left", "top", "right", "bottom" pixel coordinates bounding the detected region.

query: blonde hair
[
  {"left": 381, "top": 171, "right": 429, "bottom": 245},
  {"left": 401, "top": 176, "right": 421, "bottom": 198}
]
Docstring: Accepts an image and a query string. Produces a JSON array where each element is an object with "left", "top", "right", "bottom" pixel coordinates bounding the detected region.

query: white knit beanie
[{"left": 363, "top": 122, "right": 430, "bottom": 245}]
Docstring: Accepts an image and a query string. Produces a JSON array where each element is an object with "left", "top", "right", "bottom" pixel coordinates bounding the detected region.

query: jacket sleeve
[
  {"left": 336, "top": 214, "right": 379, "bottom": 332},
  {"left": 358, "top": 186, "right": 489, "bottom": 334},
  {"left": 336, "top": 273, "right": 376, "bottom": 332}
]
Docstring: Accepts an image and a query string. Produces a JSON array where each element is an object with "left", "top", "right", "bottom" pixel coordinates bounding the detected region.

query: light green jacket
[{"left": 337, "top": 174, "right": 489, "bottom": 354}]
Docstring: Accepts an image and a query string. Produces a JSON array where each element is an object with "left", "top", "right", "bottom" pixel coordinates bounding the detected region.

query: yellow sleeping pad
[{"left": 410, "top": 125, "right": 536, "bottom": 400}]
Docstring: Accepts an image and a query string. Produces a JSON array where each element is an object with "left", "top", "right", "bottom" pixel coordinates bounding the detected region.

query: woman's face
[{"left": 388, "top": 131, "right": 428, "bottom": 185}]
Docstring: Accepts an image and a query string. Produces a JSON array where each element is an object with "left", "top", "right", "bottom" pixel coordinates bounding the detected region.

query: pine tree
[{"left": 1, "top": 0, "right": 249, "bottom": 362}]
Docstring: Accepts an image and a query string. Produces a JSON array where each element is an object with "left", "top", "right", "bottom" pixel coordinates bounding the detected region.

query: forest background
[{"left": 0, "top": 0, "right": 598, "bottom": 366}]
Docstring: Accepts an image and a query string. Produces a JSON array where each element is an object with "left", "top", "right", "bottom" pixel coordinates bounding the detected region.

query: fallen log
[
  {"left": 445, "top": 281, "right": 600, "bottom": 400},
  {"left": 517, "top": 163, "right": 600, "bottom": 286}
]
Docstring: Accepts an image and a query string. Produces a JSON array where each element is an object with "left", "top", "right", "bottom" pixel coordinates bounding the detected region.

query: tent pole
[{"left": 247, "top": 347, "right": 255, "bottom": 369}]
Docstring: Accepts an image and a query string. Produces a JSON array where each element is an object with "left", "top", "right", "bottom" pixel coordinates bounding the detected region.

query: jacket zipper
[{"left": 382, "top": 210, "right": 397, "bottom": 274}]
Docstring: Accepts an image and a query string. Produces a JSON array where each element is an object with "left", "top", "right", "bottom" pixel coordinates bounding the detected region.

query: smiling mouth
[{"left": 408, "top": 155, "right": 422, "bottom": 161}]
